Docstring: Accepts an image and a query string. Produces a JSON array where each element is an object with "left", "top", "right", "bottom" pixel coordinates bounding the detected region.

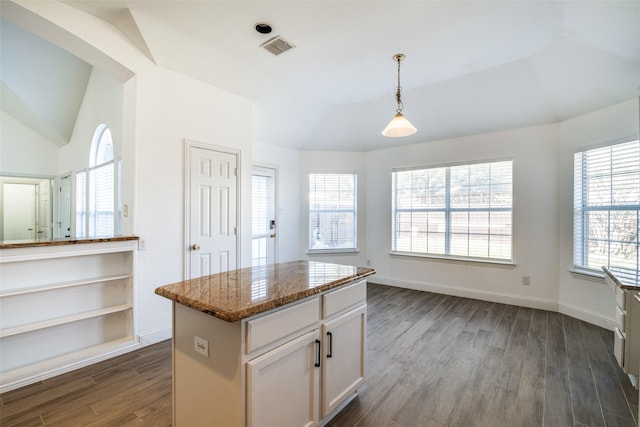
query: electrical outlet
[
  {"left": 366, "top": 259, "right": 371, "bottom": 266},
  {"left": 522, "top": 276, "right": 531, "bottom": 286},
  {"left": 194, "top": 336, "right": 209, "bottom": 358},
  {"left": 123, "top": 204, "right": 129, "bottom": 218},
  {"left": 138, "top": 237, "right": 147, "bottom": 251}
]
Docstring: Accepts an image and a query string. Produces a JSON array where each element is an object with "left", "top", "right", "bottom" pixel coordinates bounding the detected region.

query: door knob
[
  {"left": 191, "top": 244, "right": 201, "bottom": 250},
  {"left": 270, "top": 234, "right": 276, "bottom": 238}
]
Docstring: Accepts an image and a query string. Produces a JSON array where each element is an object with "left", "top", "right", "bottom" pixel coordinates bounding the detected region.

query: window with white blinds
[
  {"left": 252, "top": 173, "right": 273, "bottom": 267},
  {"left": 89, "top": 162, "right": 114, "bottom": 236},
  {"left": 574, "top": 140, "right": 640, "bottom": 282},
  {"left": 76, "top": 124, "right": 118, "bottom": 237},
  {"left": 309, "top": 173, "right": 357, "bottom": 252},
  {"left": 392, "top": 160, "right": 513, "bottom": 262}
]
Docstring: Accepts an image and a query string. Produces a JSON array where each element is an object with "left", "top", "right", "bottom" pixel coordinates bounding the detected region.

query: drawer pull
[
  {"left": 327, "top": 331, "right": 333, "bottom": 358},
  {"left": 315, "top": 339, "right": 321, "bottom": 367}
]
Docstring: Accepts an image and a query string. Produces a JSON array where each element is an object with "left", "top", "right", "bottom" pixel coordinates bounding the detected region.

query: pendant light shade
[
  {"left": 382, "top": 54, "right": 417, "bottom": 138},
  {"left": 382, "top": 112, "right": 417, "bottom": 137}
]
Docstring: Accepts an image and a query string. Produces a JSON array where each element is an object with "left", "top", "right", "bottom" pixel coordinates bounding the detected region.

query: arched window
[{"left": 76, "top": 124, "right": 118, "bottom": 237}]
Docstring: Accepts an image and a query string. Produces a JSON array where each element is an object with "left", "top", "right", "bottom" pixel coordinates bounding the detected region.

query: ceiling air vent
[{"left": 260, "top": 36, "right": 295, "bottom": 56}]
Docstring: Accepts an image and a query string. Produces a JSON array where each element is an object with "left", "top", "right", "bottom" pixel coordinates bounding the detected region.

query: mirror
[{"left": 0, "top": 19, "right": 124, "bottom": 241}]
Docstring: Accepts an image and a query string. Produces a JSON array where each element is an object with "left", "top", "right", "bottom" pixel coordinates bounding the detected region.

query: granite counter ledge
[
  {"left": 154, "top": 259, "right": 376, "bottom": 322},
  {"left": 603, "top": 266, "right": 640, "bottom": 290},
  {"left": 0, "top": 235, "right": 139, "bottom": 249}
]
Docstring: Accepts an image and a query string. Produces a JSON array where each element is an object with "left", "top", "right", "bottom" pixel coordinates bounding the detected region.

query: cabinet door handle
[
  {"left": 314, "top": 339, "right": 321, "bottom": 367},
  {"left": 326, "top": 332, "right": 333, "bottom": 358}
]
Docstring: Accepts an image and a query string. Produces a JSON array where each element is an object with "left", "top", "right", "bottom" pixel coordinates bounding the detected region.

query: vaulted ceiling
[{"left": 4, "top": 1, "right": 640, "bottom": 151}]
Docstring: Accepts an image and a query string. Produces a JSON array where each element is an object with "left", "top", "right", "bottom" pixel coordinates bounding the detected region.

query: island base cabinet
[
  {"left": 321, "top": 305, "right": 366, "bottom": 418},
  {"left": 247, "top": 330, "right": 320, "bottom": 427}
]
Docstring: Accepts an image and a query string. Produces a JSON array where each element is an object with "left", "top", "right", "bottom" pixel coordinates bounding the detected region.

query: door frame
[
  {"left": 252, "top": 164, "right": 279, "bottom": 266},
  {"left": 184, "top": 139, "right": 241, "bottom": 280}
]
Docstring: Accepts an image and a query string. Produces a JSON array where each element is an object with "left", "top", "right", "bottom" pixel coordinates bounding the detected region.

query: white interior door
[
  {"left": 2, "top": 183, "right": 36, "bottom": 240},
  {"left": 188, "top": 144, "right": 238, "bottom": 279},
  {"left": 252, "top": 167, "right": 276, "bottom": 267}
]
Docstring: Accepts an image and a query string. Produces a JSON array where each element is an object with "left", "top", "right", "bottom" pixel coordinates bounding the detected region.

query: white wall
[
  {"left": 557, "top": 98, "right": 640, "bottom": 327},
  {"left": 363, "top": 124, "right": 561, "bottom": 311},
  {"left": 0, "top": 110, "right": 59, "bottom": 176},
  {"left": 134, "top": 66, "right": 253, "bottom": 342},
  {"left": 4, "top": 3, "right": 254, "bottom": 346},
  {"left": 58, "top": 67, "right": 123, "bottom": 175},
  {"left": 298, "top": 150, "right": 368, "bottom": 267},
  {"left": 253, "top": 140, "right": 301, "bottom": 263}
]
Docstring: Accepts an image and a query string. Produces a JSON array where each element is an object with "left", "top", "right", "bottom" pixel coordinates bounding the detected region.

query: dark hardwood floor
[{"left": 1, "top": 283, "right": 638, "bottom": 426}]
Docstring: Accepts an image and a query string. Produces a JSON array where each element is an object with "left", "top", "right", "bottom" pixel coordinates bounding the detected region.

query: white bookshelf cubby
[{"left": 0, "top": 239, "right": 138, "bottom": 392}]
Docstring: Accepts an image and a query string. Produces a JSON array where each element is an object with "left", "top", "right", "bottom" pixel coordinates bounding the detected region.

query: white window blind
[
  {"left": 309, "top": 173, "right": 357, "bottom": 252},
  {"left": 89, "top": 162, "right": 114, "bottom": 236},
  {"left": 574, "top": 140, "right": 640, "bottom": 282},
  {"left": 252, "top": 173, "right": 272, "bottom": 266},
  {"left": 392, "top": 160, "right": 513, "bottom": 262},
  {"left": 76, "top": 124, "right": 118, "bottom": 237}
]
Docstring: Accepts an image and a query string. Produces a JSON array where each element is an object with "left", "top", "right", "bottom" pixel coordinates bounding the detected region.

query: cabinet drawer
[
  {"left": 616, "top": 286, "right": 627, "bottom": 309},
  {"left": 323, "top": 280, "right": 366, "bottom": 319},
  {"left": 616, "top": 306, "right": 626, "bottom": 333},
  {"left": 246, "top": 297, "right": 320, "bottom": 354},
  {"left": 614, "top": 327, "right": 625, "bottom": 368}
]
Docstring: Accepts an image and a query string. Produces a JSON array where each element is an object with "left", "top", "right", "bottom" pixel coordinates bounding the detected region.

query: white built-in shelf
[
  {"left": 0, "top": 239, "right": 137, "bottom": 393},
  {"left": 0, "top": 274, "right": 132, "bottom": 298},
  {"left": 0, "top": 304, "right": 132, "bottom": 338}
]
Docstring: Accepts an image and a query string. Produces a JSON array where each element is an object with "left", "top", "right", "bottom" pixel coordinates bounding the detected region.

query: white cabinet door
[
  {"left": 321, "top": 305, "right": 366, "bottom": 418},
  {"left": 247, "top": 329, "right": 320, "bottom": 427}
]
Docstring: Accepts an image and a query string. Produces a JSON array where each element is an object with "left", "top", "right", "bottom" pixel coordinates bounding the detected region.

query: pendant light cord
[{"left": 395, "top": 57, "right": 404, "bottom": 113}]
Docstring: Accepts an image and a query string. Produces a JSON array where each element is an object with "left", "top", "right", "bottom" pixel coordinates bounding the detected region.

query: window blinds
[
  {"left": 252, "top": 173, "right": 273, "bottom": 266},
  {"left": 574, "top": 140, "right": 640, "bottom": 282},
  {"left": 392, "top": 160, "right": 513, "bottom": 261},
  {"left": 308, "top": 173, "right": 357, "bottom": 251}
]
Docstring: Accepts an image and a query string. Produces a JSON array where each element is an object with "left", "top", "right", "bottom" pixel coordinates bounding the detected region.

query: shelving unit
[{"left": 0, "top": 239, "right": 138, "bottom": 392}]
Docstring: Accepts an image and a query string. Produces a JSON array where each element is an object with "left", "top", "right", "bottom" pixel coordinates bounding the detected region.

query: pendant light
[{"left": 382, "top": 54, "right": 417, "bottom": 137}]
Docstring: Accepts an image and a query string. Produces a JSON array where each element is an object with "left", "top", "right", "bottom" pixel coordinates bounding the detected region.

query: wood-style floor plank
[{"left": 2, "top": 284, "right": 638, "bottom": 427}]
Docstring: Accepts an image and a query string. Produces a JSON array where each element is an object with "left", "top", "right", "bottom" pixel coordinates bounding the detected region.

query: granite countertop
[
  {"left": 155, "top": 260, "right": 376, "bottom": 322},
  {"left": 602, "top": 266, "right": 640, "bottom": 291},
  {"left": 0, "top": 235, "right": 139, "bottom": 249}
]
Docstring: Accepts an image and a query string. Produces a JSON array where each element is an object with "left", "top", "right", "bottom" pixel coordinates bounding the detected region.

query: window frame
[
  {"left": 391, "top": 158, "right": 514, "bottom": 264},
  {"left": 573, "top": 138, "right": 640, "bottom": 282},
  {"left": 307, "top": 172, "right": 358, "bottom": 254}
]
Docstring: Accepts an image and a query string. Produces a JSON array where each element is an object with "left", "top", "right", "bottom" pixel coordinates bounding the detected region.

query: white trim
[
  {"left": 184, "top": 139, "right": 241, "bottom": 280},
  {"left": 138, "top": 327, "right": 172, "bottom": 346},
  {"left": 371, "top": 276, "right": 616, "bottom": 331},
  {"left": 0, "top": 339, "right": 141, "bottom": 394},
  {"left": 390, "top": 251, "right": 515, "bottom": 267},
  {"left": 0, "top": 328, "right": 172, "bottom": 394},
  {"left": 372, "top": 275, "right": 557, "bottom": 311},
  {"left": 558, "top": 303, "right": 614, "bottom": 331}
]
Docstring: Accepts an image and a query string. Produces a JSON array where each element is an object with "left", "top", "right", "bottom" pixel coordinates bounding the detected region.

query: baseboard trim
[
  {"left": 372, "top": 276, "right": 559, "bottom": 312},
  {"left": 0, "top": 341, "right": 142, "bottom": 394},
  {"left": 558, "top": 303, "right": 615, "bottom": 330},
  {"left": 138, "top": 327, "right": 172, "bottom": 346},
  {"left": 1, "top": 329, "right": 173, "bottom": 394},
  {"left": 370, "top": 276, "right": 615, "bottom": 330}
]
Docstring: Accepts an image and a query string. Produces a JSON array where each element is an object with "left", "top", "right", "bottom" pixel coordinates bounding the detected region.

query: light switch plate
[{"left": 194, "top": 335, "right": 209, "bottom": 358}]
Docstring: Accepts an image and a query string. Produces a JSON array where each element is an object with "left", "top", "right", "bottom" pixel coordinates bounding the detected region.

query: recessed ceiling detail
[{"left": 260, "top": 36, "right": 295, "bottom": 56}]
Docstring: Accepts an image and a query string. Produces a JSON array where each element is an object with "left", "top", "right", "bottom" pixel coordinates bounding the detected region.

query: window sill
[
  {"left": 389, "top": 251, "right": 515, "bottom": 267},
  {"left": 307, "top": 249, "right": 359, "bottom": 255},
  {"left": 569, "top": 267, "right": 605, "bottom": 283}
]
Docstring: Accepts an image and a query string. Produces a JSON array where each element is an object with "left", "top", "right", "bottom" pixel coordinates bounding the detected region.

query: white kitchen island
[{"left": 155, "top": 260, "right": 375, "bottom": 427}]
